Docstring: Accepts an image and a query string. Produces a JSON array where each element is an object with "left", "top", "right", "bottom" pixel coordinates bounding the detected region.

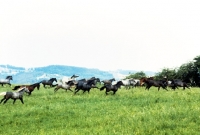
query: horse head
[
  {"left": 50, "top": 78, "right": 57, "bottom": 82},
  {"left": 71, "top": 74, "right": 79, "bottom": 79},
  {"left": 6, "top": 76, "right": 13, "bottom": 80},
  {"left": 116, "top": 81, "right": 124, "bottom": 86}
]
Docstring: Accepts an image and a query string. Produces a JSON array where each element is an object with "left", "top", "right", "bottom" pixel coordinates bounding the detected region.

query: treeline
[{"left": 126, "top": 55, "right": 200, "bottom": 85}]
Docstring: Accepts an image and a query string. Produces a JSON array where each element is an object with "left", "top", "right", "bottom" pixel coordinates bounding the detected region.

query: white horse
[
  {"left": 61, "top": 74, "right": 79, "bottom": 84},
  {"left": 121, "top": 78, "right": 136, "bottom": 89},
  {"left": 132, "top": 79, "right": 140, "bottom": 87},
  {"left": 0, "top": 76, "right": 13, "bottom": 87},
  {"left": 54, "top": 80, "right": 76, "bottom": 92}
]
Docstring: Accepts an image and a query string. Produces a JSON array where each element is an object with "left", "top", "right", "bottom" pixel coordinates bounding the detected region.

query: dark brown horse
[
  {"left": 139, "top": 77, "right": 154, "bottom": 86},
  {"left": 12, "top": 82, "right": 40, "bottom": 95},
  {"left": 141, "top": 77, "right": 168, "bottom": 91}
]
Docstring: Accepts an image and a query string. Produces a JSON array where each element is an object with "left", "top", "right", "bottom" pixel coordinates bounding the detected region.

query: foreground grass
[{"left": 0, "top": 85, "right": 200, "bottom": 135}]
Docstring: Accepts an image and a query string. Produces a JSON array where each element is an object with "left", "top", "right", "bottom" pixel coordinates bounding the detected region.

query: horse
[
  {"left": 61, "top": 74, "right": 79, "bottom": 84},
  {"left": 143, "top": 78, "right": 168, "bottom": 91},
  {"left": 41, "top": 78, "right": 57, "bottom": 88},
  {"left": 121, "top": 78, "right": 136, "bottom": 89},
  {"left": 170, "top": 79, "right": 190, "bottom": 90},
  {"left": 74, "top": 78, "right": 99, "bottom": 94},
  {"left": 101, "top": 78, "right": 115, "bottom": 85},
  {"left": 139, "top": 77, "right": 154, "bottom": 86},
  {"left": 100, "top": 81, "right": 124, "bottom": 95},
  {"left": 54, "top": 80, "right": 76, "bottom": 93},
  {"left": 12, "top": 82, "right": 40, "bottom": 95},
  {"left": 132, "top": 79, "right": 140, "bottom": 87},
  {"left": 0, "top": 76, "right": 13, "bottom": 87},
  {"left": 0, "top": 87, "right": 29, "bottom": 104}
]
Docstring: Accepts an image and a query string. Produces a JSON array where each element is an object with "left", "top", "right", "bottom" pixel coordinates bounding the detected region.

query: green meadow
[{"left": 0, "top": 85, "right": 200, "bottom": 135}]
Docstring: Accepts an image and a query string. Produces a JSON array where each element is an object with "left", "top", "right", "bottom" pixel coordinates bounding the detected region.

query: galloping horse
[
  {"left": 12, "top": 82, "right": 40, "bottom": 95},
  {"left": 139, "top": 77, "right": 154, "bottom": 86},
  {"left": 74, "top": 78, "right": 99, "bottom": 94},
  {"left": 142, "top": 78, "right": 168, "bottom": 91},
  {"left": 121, "top": 78, "right": 136, "bottom": 89},
  {"left": 101, "top": 78, "right": 115, "bottom": 85},
  {"left": 41, "top": 78, "right": 57, "bottom": 88},
  {"left": 170, "top": 79, "right": 190, "bottom": 90},
  {"left": 54, "top": 80, "right": 76, "bottom": 92},
  {"left": 0, "top": 76, "right": 13, "bottom": 87},
  {"left": 0, "top": 87, "right": 29, "bottom": 104},
  {"left": 100, "top": 81, "right": 124, "bottom": 95},
  {"left": 61, "top": 74, "right": 79, "bottom": 84}
]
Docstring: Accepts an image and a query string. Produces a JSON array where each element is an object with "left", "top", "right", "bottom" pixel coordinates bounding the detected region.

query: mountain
[
  {"left": 0, "top": 65, "right": 114, "bottom": 84},
  {"left": 0, "top": 65, "right": 155, "bottom": 84}
]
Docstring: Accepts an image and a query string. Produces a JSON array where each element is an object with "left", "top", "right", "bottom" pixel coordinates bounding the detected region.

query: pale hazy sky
[{"left": 0, "top": 0, "right": 200, "bottom": 72}]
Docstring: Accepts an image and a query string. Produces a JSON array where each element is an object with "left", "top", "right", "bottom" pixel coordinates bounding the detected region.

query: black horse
[
  {"left": 144, "top": 79, "right": 168, "bottom": 91},
  {"left": 101, "top": 78, "right": 115, "bottom": 85},
  {"left": 0, "top": 76, "right": 13, "bottom": 87},
  {"left": 74, "top": 78, "right": 99, "bottom": 94},
  {"left": 41, "top": 78, "right": 57, "bottom": 88},
  {"left": 12, "top": 82, "right": 40, "bottom": 95},
  {"left": 170, "top": 79, "right": 190, "bottom": 90},
  {"left": 100, "top": 81, "right": 124, "bottom": 95}
]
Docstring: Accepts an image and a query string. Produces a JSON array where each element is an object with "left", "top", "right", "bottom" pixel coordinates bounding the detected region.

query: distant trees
[
  {"left": 125, "top": 55, "right": 200, "bottom": 86},
  {"left": 125, "top": 71, "right": 146, "bottom": 79},
  {"left": 155, "top": 55, "right": 200, "bottom": 86}
]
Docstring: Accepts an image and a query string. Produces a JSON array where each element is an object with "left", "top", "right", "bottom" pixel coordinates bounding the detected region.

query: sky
[{"left": 0, "top": 0, "right": 200, "bottom": 72}]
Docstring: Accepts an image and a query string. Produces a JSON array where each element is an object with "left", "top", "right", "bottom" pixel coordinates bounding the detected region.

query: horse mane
[
  {"left": 87, "top": 78, "right": 95, "bottom": 85},
  {"left": 116, "top": 81, "right": 123, "bottom": 85},
  {"left": 12, "top": 85, "right": 21, "bottom": 90},
  {"left": 49, "top": 78, "right": 56, "bottom": 81},
  {"left": 6, "top": 76, "right": 12, "bottom": 79},
  {"left": 71, "top": 74, "right": 79, "bottom": 79},
  {"left": 17, "top": 87, "right": 26, "bottom": 92},
  {"left": 30, "top": 82, "right": 40, "bottom": 87}
]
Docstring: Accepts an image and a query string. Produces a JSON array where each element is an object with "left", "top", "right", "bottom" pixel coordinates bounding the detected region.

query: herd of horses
[{"left": 0, "top": 75, "right": 194, "bottom": 104}]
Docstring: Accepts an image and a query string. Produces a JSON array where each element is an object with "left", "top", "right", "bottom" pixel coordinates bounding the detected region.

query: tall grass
[{"left": 0, "top": 85, "right": 200, "bottom": 135}]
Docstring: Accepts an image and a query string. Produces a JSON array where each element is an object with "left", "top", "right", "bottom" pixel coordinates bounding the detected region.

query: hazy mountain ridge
[
  {"left": 0, "top": 65, "right": 155, "bottom": 84},
  {"left": 0, "top": 65, "right": 114, "bottom": 84}
]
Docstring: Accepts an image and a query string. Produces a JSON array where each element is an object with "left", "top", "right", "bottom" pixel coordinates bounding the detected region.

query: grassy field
[{"left": 0, "top": 85, "right": 200, "bottom": 135}]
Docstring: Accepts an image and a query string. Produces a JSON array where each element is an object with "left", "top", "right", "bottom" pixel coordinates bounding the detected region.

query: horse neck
[
  {"left": 31, "top": 84, "right": 39, "bottom": 89},
  {"left": 115, "top": 82, "right": 122, "bottom": 87},
  {"left": 18, "top": 89, "right": 26, "bottom": 95},
  {"left": 87, "top": 79, "right": 95, "bottom": 86}
]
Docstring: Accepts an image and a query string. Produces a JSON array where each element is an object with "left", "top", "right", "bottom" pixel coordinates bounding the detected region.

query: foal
[{"left": 0, "top": 87, "right": 29, "bottom": 104}]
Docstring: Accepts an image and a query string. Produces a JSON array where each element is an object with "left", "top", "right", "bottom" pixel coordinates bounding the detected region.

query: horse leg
[
  {"left": 54, "top": 87, "right": 59, "bottom": 92},
  {"left": 3, "top": 98, "right": 10, "bottom": 104},
  {"left": 74, "top": 89, "right": 79, "bottom": 94},
  {"left": 105, "top": 89, "right": 109, "bottom": 95},
  {"left": 113, "top": 90, "right": 117, "bottom": 95},
  {"left": 19, "top": 98, "right": 24, "bottom": 104},
  {"left": 13, "top": 99, "right": 16, "bottom": 104},
  {"left": 0, "top": 97, "right": 6, "bottom": 104},
  {"left": 162, "top": 85, "right": 168, "bottom": 91},
  {"left": 68, "top": 89, "right": 73, "bottom": 92}
]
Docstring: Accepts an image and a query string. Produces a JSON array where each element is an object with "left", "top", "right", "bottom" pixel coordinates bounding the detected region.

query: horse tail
[
  {"left": 12, "top": 86, "right": 21, "bottom": 90},
  {"left": 52, "top": 84, "right": 58, "bottom": 87},
  {"left": 0, "top": 92, "right": 6, "bottom": 96},
  {"left": 100, "top": 86, "right": 106, "bottom": 91}
]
